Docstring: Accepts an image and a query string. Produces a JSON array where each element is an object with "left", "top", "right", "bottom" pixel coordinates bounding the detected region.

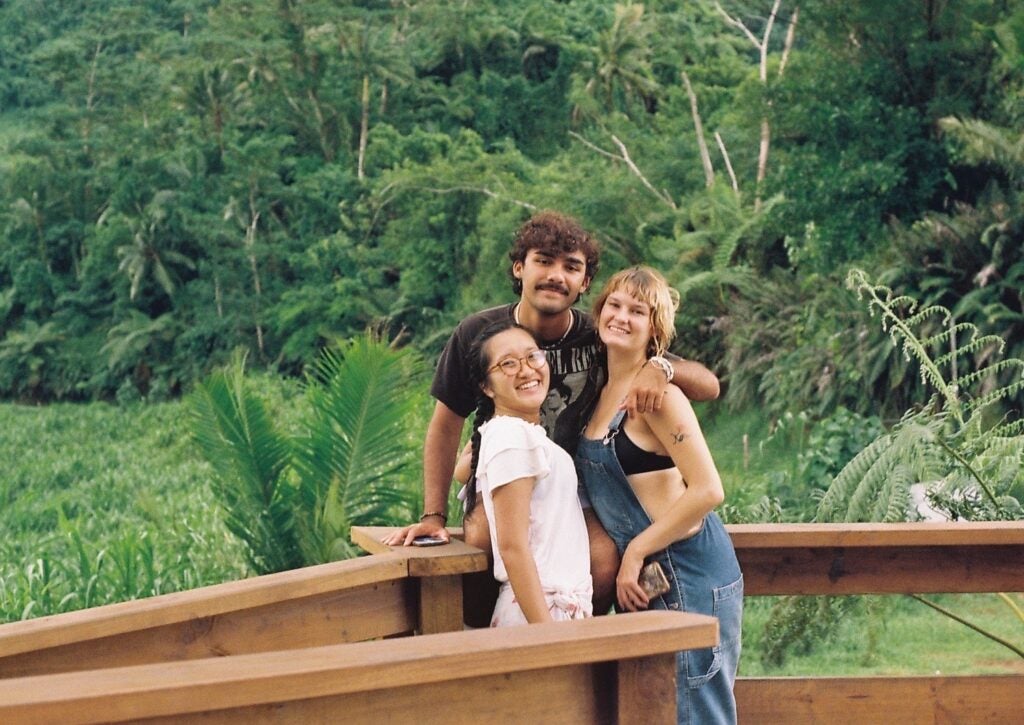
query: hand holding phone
[{"left": 639, "top": 561, "right": 670, "bottom": 598}]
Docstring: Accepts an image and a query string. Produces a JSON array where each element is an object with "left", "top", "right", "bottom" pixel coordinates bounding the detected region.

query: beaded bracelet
[
  {"left": 420, "top": 511, "right": 448, "bottom": 523},
  {"left": 646, "top": 355, "right": 674, "bottom": 383}
]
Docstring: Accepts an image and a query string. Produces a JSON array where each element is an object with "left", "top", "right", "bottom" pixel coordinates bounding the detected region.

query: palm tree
[
  {"left": 114, "top": 191, "right": 196, "bottom": 301},
  {"left": 100, "top": 310, "right": 180, "bottom": 395},
  {"left": 337, "top": 17, "right": 415, "bottom": 180},
  {"left": 290, "top": 333, "right": 425, "bottom": 562},
  {"left": 938, "top": 117, "right": 1024, "bottom": 185},
  {"left": 0, "top": 320, "right": 64, "bottom": 400},
  {"left": 573, "top": 3, "right": 659, "bottom": 119},
  {"left": 190, "top": 352, "right": 302, "bottom": 575}
]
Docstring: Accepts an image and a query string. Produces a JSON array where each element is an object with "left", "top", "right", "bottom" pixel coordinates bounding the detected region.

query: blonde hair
[{"left": 591, "top": 266, "right": 679, "bottom": 356}]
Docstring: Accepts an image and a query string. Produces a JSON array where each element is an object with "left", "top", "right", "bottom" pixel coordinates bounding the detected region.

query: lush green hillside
[{"left": 0, "top": 0, "right": 1020, "bottom": 422}]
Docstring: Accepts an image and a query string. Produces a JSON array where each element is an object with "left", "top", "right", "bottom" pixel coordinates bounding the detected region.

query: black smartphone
[{"left": 412, "top": 535, "right": 447, "bottom": 547}]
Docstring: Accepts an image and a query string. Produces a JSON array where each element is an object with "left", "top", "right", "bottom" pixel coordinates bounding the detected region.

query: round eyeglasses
[{"left": 488, "top": 350, "right": 548, "bottom": 377}]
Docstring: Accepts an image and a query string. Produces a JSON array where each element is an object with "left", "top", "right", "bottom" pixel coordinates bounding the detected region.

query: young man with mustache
[{"left": 384, "top": 211, "right": 720, "bottom": 621}]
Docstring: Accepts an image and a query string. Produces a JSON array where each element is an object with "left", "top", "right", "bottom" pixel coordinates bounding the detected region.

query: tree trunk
[
  {"left": 682, "top": 71, "right": 715, "bottom": 188},
  {"left": 755, "top": 117, "right": 770, "bottom": 211},
  {"left": 245, "top": 192, "right": 265, "bottom": 358},
  {"left": 358, "top": 75, "right": 370, "bottom": 180}
]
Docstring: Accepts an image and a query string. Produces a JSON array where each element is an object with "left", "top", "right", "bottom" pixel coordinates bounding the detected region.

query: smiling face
[
  {"left": 480, "top": 327, "right": 550, "bottom": 422},
  {"left": 592, "top": 266, "right": 679, "bottom": 357},
  {"left": 597, "top": 289, "right": 653, "bottom": 355},
  {"left": 512, "top": 249, "right": 590, "bottom": 315}
]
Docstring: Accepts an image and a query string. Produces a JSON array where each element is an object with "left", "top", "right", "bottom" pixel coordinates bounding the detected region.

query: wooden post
[
  {"left": 351, "top": 526, "right": 489, "bottom": 634},
  {"left": 418, "top": 575, "right": 463, "bottom": 634},
  {"left": 618, "top": 653, "right": 678, "bottom": 725}
]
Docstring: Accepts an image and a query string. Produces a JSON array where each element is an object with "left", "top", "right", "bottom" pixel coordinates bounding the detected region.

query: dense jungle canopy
[{"left": 1, "top": 0, "right": 1022, "bottom": 421}]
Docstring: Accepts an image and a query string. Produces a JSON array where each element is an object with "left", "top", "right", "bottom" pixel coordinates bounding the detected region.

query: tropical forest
[{"left": 1, "top": 0, "right": 1021, "bottom": 676}]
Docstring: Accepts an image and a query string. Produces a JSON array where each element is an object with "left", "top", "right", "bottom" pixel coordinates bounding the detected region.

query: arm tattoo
[{"left": 672, "top": 430, "right": 687, "bottom": 444}]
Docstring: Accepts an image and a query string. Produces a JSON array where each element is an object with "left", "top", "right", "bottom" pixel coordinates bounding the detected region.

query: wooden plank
[
  {"left": 350, "top": 526, "right": 489, "bottom": 577},
  {"left": 736, "top": 674, "right": 1024, "bottom": 724},
  {"left": 0, "top": 553, "right": 408, "bottom": 659},
  {"left": 0, "top": 611, "right": 717, "bottom": 724},
  {"left": 726, "top": 521, "right": 1024, "bottom": 548},
  {"left": 617, "top": 654, "right": 677, "bottom": 725},
  {"left": 417, "top": 575, "right": 463, "bottom": 634},
  {"left": 142, "top": 663, "right": 616, "bottom": 724},
  {"left": 737, "top": 544, "right": 1024, "bottom": 595},
  {"left": 1, "top": 579, "right": 418, "bottom": 679}
]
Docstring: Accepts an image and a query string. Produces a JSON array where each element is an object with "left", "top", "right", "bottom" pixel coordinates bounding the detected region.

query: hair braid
[
  {"left": 462, "top": 317, "right": 534, "bottom": 517},
  {"left": 464, "top": 393, "right": 495, "bottom": 517}
]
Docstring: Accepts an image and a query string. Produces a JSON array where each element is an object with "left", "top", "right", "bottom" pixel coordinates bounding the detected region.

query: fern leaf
[
  {"left": 871, "top": 464, "right": 914, "bottom": 522},
  {"left": 816, "top": 434, "right": 895, "bottom": 521}
]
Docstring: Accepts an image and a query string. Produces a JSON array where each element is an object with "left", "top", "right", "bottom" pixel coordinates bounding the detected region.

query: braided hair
[{"left": 463, "top": 318, "right": 536, "bottom": 517}]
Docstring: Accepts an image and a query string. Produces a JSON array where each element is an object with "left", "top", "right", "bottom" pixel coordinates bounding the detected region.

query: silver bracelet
[{"left": 646, "top": 356, "right": 674, "bottom": 383}]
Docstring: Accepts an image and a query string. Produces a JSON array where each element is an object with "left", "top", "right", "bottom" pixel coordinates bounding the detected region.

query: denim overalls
[{"left": 576, "top": 411, "right": 743, "bottom": 725}]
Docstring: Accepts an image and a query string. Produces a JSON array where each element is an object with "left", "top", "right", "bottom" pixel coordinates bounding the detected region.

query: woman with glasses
[{"left": 462, "top": 318, "right": 593, "bottom": 626}]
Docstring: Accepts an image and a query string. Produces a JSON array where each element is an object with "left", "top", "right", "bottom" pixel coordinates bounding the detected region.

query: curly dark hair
[{"left": 507, "top": 211, "right": 600, "bottom": 295}]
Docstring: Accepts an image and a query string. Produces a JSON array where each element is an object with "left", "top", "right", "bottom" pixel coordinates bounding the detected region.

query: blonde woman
[{"left": 575, "top": 266, "right": 742, "bottom": 724}]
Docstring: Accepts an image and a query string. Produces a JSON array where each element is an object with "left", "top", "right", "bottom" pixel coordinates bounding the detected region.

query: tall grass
[{"left": 0, "top": 400, "right": 248, "bottom": 623}]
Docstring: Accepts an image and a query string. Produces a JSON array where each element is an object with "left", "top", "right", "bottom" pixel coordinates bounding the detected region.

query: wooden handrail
[
  {"left": 726, "top": 521, "right": 1024, "bottom": 547},
  {"left": 727, "top": 521, "right": 1024, "bottom": 595},
  {"left": 0, "top": 610, "right": 718, "bottom": 724},
  {"left": 355, "top": 522, "right": 1024, "bottom": 595},
  {"left": 356, "top": 523, "right": 1024, "bottom": 723},
  {"left": 0, "top": 540, "right": 486, "bottom": 678},
  {"left": 0, "top": 554, "right": 406, "bottom": 658},
  {"left": 3, "top": 521, "right": 1019, "bottom": 722},
  {"left": 736, "top": 674, "right": 1024, "bottom": 723}
]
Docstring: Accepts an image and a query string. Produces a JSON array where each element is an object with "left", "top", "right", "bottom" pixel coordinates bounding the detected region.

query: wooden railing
[
  {"left": 0, "top": 610, "right": 716, "bottom": 724},
  {"left": 0, "top": 529, "right": 716, "bottom": 724},
  {"left": 0, "top": 537, "right": 487, "bottom": 679},
  {"left": 729, "top": 522, "right": 1024, "bottom": 722},
  {"left": 0, "top": 521, "right": 1020, "bottom": 723}
]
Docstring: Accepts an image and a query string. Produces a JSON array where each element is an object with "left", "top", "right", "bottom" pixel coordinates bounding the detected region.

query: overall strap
[{"left": 602, "top": 410, "right": 628, "bottom": 444}]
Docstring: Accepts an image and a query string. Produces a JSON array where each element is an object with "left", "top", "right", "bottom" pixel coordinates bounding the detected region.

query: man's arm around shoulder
[{"left": 668, "top": 355, "right": 720, "bottom": 401}]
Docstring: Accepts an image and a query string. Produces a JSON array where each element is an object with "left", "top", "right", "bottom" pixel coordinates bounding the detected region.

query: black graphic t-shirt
[{"left": 430, "top": 304, "right": 604, "bottom": 454}]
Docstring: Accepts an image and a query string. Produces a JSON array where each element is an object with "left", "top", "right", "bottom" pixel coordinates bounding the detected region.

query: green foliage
[
  {"left": 759, "top": 268, "right": 1024, "bottom": 667},
  {"left": 291, "top": 333, "right": 426, "bottom": 562},
  {"left": 189, "top": 332, "right": 426, "bottom": 569},
  {"left": 0, "top": 400, "right": 247, "bottom": 623},
  {"left": 189, "top": 352, "right": 302, "bottom": 574},
  {"left": 749, "top": 407, "right": 887, "bottom": 522},
  {"left": 816, "top": 269, "right": 1024, "bottom": 524},
  {"left": 759, "top": 595, "right": 866, "bottom": 669},
  {"left": 0, "top": 0, "right": 1019, "bottom": 406}
]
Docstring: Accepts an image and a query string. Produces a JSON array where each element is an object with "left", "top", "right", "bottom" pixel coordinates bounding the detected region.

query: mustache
[{"left": 536, "top": 283, "right": 569, "bottom": 295}]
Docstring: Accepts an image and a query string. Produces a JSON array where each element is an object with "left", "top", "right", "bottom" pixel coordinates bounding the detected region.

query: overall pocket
[{"left": 685, "top": 574, "right": 744, "bottom": 689}]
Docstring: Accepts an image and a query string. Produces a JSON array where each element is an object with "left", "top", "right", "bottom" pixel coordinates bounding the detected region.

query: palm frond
[
  {"left": 291, "top": 332, "right": 425, "bottom": 562},
  {"left": 188, "top": 353, "right": 301, "bottom": 573}
]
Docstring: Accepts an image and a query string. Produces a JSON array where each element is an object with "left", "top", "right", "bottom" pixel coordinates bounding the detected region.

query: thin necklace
[{"left": 514, "top": 303, "right": 574, "bottom": 347}]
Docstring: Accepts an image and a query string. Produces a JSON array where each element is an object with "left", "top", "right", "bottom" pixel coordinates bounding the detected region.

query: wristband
[
  {"left": 420, "top": 511, "right": 448, "bottom": 523},
  {"left": 646, "top": 356, "right": 674, "bottom": 383}
]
